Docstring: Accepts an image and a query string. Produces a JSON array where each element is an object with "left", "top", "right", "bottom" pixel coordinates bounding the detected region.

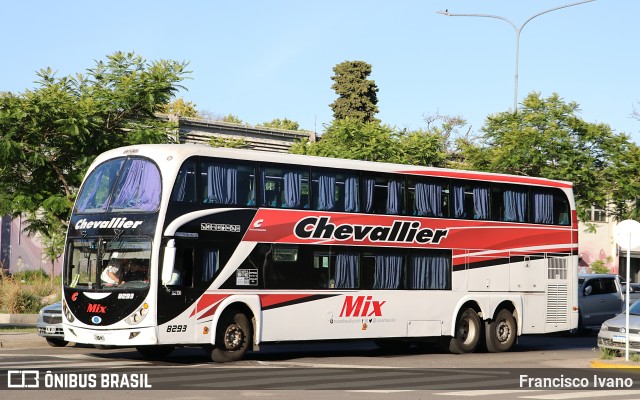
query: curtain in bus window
[
  {"left": 409, "top": 254, "right": 449, "bottom": 289},
  {"left": 415, "top": 183, "right": 442, "bottom": 217},
  {"left": 473, "top": 187, "right": 490, "bottom": 220},
  {"left": 78, "top": 169, "right": 106, "bottom": 212},
  {"left": 259, "top": 169, "right": 270, "bottom": 206},
  {"left": 503, "top": 190, "right": 527, "bottom": 222},
  {"left": 171, "top": 168, "right": 187, "bottom": 202},
  {"left": 386, "top": 180, "right": 403, "bottom": 215},
  {"left": 283, "top": 171, "right": 302, "bottom": 208},
  {"left": 317, "top": 174, "right": 336, "bottom": 211},
  {"left": 202, "top": 249, "right": 218, "bottom": 282},
  {"left": 335, "top": 253, "right": 358, "bottom": 288},
  {"left": 452, "top": 185, "right": 465, "bottom": 218},
  {"left": 363, "top": 178, "right": 375, "bottom": 213},
  {"left": 533, "top": 192, "right": 554, "bottom": 224},
  {"left": 373, "top": 254, "right": 402, "bottom": 289},
  {"left": 207, "top": 165, "right": 238, "bottom": 204},
  {"left": 111, "top": 159, "right": 161, "bottom": 211},
  {"left": 344, "top": 176, "right": 359, "bottom": 212}
]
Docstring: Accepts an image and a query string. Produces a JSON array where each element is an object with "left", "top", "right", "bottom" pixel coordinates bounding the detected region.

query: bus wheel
[
  {"left": 448, "top": 308, "right": 481, "bottom": 354},
  {"left": 46, "top": 338, "right": 68, "bottom": 347},
  {"left": 211, "top": 311, "right": 252, "bottom": 363},
  {"left": 485, "top": 309, "right": 517, "bottom": 352},
  {"left": 136, "top": 345, "right": 175, "bottom": 360}
]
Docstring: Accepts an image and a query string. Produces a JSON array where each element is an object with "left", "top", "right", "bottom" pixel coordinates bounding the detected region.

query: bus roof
[{"left": 92, "top": 144, "right": 573, "bottom": 189}]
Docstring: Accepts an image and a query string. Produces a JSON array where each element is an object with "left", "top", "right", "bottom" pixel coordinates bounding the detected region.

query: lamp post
[{"left": 436, "top": 0, "right": 595, "bottom": 112}]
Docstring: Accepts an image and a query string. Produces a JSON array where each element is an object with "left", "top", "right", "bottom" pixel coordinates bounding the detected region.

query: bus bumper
[{"left": 63, "top": 325, "right": 157, "bottom": 347}]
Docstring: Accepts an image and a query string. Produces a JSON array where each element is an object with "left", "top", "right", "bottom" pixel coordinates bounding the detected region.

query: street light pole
[{"left": 436, "top": 0, "right": 595, "bottom": 112}]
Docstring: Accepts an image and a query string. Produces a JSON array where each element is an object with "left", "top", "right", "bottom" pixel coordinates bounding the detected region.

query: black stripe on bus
[{"left": 262, "top": 294, "right": 340, "bottom": 311}]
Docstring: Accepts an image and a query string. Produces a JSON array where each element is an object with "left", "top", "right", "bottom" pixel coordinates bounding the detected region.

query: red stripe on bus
[
  {"left": 396, "top": 170, "right": 573, "bottom": 188},
  {"left": 191, "top": 294, "right": 229, "bottom": 318}
]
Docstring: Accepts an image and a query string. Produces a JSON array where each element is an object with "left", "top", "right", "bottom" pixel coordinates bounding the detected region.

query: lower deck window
[{"left": 231, "top": 243, "right": 452, "bottom": 291}]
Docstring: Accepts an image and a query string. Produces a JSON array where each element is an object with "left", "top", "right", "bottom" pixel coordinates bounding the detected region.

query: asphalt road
[{"left": 2, "top": 332, "right": 640, "bottom": 400}]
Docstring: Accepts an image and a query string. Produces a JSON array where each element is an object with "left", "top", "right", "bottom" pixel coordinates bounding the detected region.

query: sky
[{"left": 1, "top": 0, "right": 638, "bottom": 142}]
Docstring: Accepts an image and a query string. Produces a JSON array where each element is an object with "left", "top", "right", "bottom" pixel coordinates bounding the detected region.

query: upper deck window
[{"left": 76, "top": 158, "right": 161, "bottom": 213}]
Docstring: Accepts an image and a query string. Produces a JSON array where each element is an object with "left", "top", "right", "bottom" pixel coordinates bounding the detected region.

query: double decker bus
[{"left": 62, "top": 144, "right": 578, "bottom": 362}]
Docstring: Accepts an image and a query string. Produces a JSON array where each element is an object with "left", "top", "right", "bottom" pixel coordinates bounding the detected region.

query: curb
[{"left": 591, "top": 360, "right": 640, "bottom": 369}]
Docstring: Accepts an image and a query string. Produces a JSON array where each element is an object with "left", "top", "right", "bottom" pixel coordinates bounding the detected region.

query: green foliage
[
  {"left": 219, "top": 114, "right": 244, "bottom": 124},
  {"left": 160, "top": 97, "right": 200, "bottom": 117},
  {"left": 0, "top": 273, "right": 61, "bottom": 314},
  {"left": 260, "top": 118, "right": 300, "bottom": 131},
  {"left": 589, "top": 258, "right": 611, "bottom": 274},
  {"left": 0, "top": 51, "right": 189, "bottom": 238},
  {"left": 599, "top": 348, "right": 619, "bottom": 360},
  {"left": 208, "top": 136, "right": 249, "bottom": 149},
  {"left": 459, "top": 92, "right": 640, "bottom": 222},
  {"left": 329, "top": 61, "right": 379, "bottom": 123},
  {"left": 290, "top": 118, "right": 449, "bottom": 167}
]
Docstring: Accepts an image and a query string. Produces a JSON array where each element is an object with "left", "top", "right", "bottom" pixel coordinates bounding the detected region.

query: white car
[
  {"left": 36, "top": 301, "right": 68, "bottom": 347},
  {"left": 597, "top": 300, "right": 640, "bottom": 353}
]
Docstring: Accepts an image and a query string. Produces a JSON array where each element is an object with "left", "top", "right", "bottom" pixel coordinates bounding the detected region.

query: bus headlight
[
  {"left": 62, "top": 300, "right": 75, "bottom": 323},
  {"left": 126, "top": 303, "right": 149, "bottom": 325}
]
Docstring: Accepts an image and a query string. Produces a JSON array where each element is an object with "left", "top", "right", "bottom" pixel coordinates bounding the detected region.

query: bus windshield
[
  {"left": 75, "top": 157, "right": 161, "bottom": 213},
  {"left": 65, "top": 237, "right": 151, "bottom": 290}
]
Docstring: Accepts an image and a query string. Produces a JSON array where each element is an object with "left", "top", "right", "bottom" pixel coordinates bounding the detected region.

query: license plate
[
  {"left": 45, "top": 325, "right": 56, "bottom": 334},
  {"left": 613, "top": 335, "right": 627, "bottom": 343}
]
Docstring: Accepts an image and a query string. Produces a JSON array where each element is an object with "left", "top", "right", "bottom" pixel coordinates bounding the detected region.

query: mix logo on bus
[{"left": 340, "top": 296, "right": 386, "bottom": 317}]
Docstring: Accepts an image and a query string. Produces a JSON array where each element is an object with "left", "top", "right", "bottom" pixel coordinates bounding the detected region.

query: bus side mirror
[{"left": 161, "top": 239, "right": 176, "bottom": 284}]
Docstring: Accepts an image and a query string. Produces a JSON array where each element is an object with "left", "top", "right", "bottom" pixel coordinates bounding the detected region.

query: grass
[
  {"left": 600, "top": 348, "right": 619, "bottom": 360},
  {"left": 0, "top": 270, "right": 61, "bottom": 314}
]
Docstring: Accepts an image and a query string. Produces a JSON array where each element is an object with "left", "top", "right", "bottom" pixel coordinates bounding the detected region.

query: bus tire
[
  {"left": 136, "top": 345, "right": 175, "bottom": 359},
  {"left": 46, "top": 338, "right": 68, "bottom": 347},
  {"left": 485, "top": 309, "right": 517, "bottom": 352},
  {"left": 448, "top": 308, "right": 481, "bottom": 354},
  {"left": 211, "top": 310, "right": 252, "bottom": 363}
]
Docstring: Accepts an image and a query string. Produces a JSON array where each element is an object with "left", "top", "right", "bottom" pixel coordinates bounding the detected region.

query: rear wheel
[
  {"left": 447, "top": 308, "right": 481, "bottom": 354},
  {"left": 45, "top": 337, "right": 68, "bottom": 347},
  {"left": 210, "top": 310, "right": 252, "bottom": 363},
  {"left": 485, "top": 309, "right": 517, "bottom": 352}
]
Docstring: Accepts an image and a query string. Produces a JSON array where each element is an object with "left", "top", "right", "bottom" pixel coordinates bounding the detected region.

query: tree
[
  {"left": 218, "top": 114, "right": 244, "bottom": 125},
  {"left": 460, "top": 92, "right": 640, "bottom": 222},
  {"left": 329, "top": 61, "right": 379, "bottom": 123},
  {"left": 290, "top": 118, "right": 451, "bottom": 168},
  {"left": 260, "top": 118, "right": 300, "bottom": 131},
  {"left": 0, "top": 51, "right": 189, "bottom": 238},
  {"left": 160, "top": 97, "right": 199, "bottom": 117}
]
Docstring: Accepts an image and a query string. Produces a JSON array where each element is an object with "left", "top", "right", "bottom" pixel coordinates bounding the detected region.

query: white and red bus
[{"left": 61, "top": 144, "right": 579, "bottom": 361}]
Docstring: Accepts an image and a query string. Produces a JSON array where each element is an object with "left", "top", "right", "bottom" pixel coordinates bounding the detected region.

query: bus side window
[
  {"left": 171, "top": 160, "right": 197, "bottom": 203},
  {"left": 171, "top": 247, "right": 194, "bottom": 287}
]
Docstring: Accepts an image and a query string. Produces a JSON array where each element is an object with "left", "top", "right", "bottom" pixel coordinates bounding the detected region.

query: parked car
[
  {"left": 598, "top": 300, "right": 640, "bottom": 353},
  {"left": 36, "top": 301, "right": 68, "bottom": 347},
  {"left": 577, "top": 274, "right": 624, "bottom": 331},
  {"left": 620, "top": 281, "right": 640, "bottom": 304}
]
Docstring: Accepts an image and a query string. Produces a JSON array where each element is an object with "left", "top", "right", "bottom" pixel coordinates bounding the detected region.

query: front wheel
[
  {"left": 485, "top": 309, "right": 517, "bottom": 352},
  {"left": 447, "top": 308, "right": 481, "bottom": 354},
  {"left": 210, "top": 310, "right": 252, "bottom": 363},
  {"left": 46, "top": 337, "right": 68, "bottom": 347}
]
